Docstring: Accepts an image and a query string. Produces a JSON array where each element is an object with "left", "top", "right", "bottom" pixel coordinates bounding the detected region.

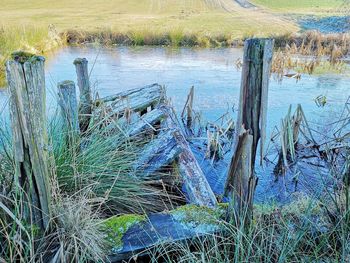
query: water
[
  {"left": 1, "top": 46, "right": 350, "bottom": 203},
  {"left": 1, "top": 46, "right": 349, "bottom": 129},
  {"left": 43, "top": 46, "right": 350, "bottom": 134}
]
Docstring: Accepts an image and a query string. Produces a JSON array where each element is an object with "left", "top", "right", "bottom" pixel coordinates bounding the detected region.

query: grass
[
  {"left": 0, "top": 25, "right": 62, "bottom": 86},
  {"left": 0, "top": 0, "right": 297, "bottom": 37},
  {"left": 252, "top": 0, "right": 345, "bottom": 13}
]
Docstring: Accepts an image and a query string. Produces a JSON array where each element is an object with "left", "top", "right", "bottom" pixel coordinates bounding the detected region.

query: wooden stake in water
[
  {"left": 225, "top": 38, "right": 274, "bottom": 226},
  {"left": 74, "top": 58, "right": 92, "bottom": 133},
  {"left": 58, "top": 80, "right": 79, "bottom": 147},
  {"left": 6, "top": 52, "right": 51, "bottom": 229}
]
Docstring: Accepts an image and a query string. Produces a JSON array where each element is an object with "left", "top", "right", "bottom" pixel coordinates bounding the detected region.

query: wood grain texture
[
  {"left": 58, "top": 80, "right": 79, "bottom": 147},
  {"left": 162, "top": 105, "right": 217, "bottom": 208},
  {"left": 6, "top": 54, "right": 51, "bottom": 229}
]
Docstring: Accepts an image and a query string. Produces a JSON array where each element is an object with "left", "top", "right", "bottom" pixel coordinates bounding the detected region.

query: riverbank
[{"left": 0, "top": 0, "right": 349, "bottom": 86}]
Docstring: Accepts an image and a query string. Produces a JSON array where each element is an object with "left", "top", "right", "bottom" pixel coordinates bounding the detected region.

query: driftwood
[
  {"left": 134, "top": 129, "right": 183, "bottom": 175},
  {"left": 225, "top": 38, "right": 274, "bottom": 226},
  {"left": 162, "top": 105, "right": 217, "bottom": 208},
  {"left": 128, "top": 108, "right": 165, "bottom": 137},
  {"left": 58, "top": 80, "right": 79, "bottom": 147},
  {"left": 74, "top": 58, "right": 92, "bottom": 132},
  {"left": 6, "top": 53, "right": 51, "bottom": 229}
]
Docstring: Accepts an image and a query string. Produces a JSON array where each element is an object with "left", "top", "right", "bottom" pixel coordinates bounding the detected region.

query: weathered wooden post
[
  {"left": 6, "top": 52, "right": 51, "bottom": 229},
  {"left": 58, "top": 80, "right": 79, "bottom": 147},
  {"left": 224, "top": 38, "right": 274, "bottom": 226},
  {"left": 73, "top": 58, "right": 92, "bottom": 133}
]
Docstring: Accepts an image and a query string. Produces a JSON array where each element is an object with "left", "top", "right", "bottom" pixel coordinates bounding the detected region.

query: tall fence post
[
  {"left": 224, "top": 38, "right": 274, "bottom": 227},
  {"left": 58, "top": 80, "right": 79, "bottom": 148},
  {"left": 73, "top": 58, "right": 92, "bottom": 133},
  {"left": 6, "top": 52, "right": 51, "bottom": 229}
]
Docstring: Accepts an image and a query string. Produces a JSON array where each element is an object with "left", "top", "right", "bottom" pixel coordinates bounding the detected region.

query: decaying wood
[
  {"left": 6, "top": 53, "right": 51, "bottom": 229},
  {"left": 94, "top": 84, "right": 164, "bottom": 119},
  {"left": 225, "top": 38, "right": 274, "bottom": 226},
  {"left": 134, "top": 129, "right": 183, "bottom": 175},
  {"left": 162, "top": 105, "right": 217, "bottom": 208},
  {"left": 224, "top": 128, "right": 256, "bottom": 225},
  {"left": 181, "top": 86, "right": 194, "bottom": 131},
  {"left": 58, "top": 80, "right": 79, "bottom": 147},
  {"left": 74, "top": 58, "right": 92, "bottom": 132},
  {"left": 128, "top": 108, "right": 165, "bottom": 137}
]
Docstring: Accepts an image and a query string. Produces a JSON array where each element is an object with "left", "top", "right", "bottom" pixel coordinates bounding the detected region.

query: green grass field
[
  {"left": 0, "top": 0, "right": 346, "bottom": 85},
  {"left": 252, "top": 0, "right": 345, "bottom": 13}
]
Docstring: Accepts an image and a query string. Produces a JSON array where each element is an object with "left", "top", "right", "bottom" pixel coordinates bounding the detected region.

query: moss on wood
[{"left": 103, "top": 214, "right": 146, "bottom": 250}]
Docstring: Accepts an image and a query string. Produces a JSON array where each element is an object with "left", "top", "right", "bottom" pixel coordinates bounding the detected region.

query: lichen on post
[
  {"left": 224, "top": 38, "right": 274, "bottom": 227},
  {"left": 73, "top": 58, "right": 92, "bottom": 133},
  {"left": 58, "top": 80, "right": 80, "bottom": 148},
  {"left": 6, "top": 52, "right": 52, "bottom": 229}
]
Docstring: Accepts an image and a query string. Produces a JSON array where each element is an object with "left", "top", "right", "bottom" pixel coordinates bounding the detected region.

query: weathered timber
[
  {"left": 128, "top": 108, "right": 165, "bottom": 137},
  {"left": 225, "top": 128, "right": 256, "bottom": 226},
  {"left": 134, "top": 129, "right": 183, "bottom": 175},
  {"left": 58, "top": 80, "right": 79, "bottom": 147},
  {"left": 161, "top": 105, "right": 217, "bottom": 208},
  {"left": 74, "top": 58, "right": 92, "bottom": 132},
  {"left": 6, "top": 53, "right": 51, "bottom": 229},
  {"left": 94, "top": 84, "right": 164, "bottom": 118},
  {"left": 225, "top": 38, "right": 274, "bottom": 226}
]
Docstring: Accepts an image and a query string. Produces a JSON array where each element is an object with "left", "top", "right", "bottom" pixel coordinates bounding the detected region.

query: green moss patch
[
  {"left": 170, "top": 204, "right": 227, "bottom": 233},
  {"left": 103, "top": 214, "right": 146, "bottom": 251}
]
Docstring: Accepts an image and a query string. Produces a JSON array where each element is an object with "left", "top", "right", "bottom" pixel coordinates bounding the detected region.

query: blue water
[{"left": 1, "top": 46, "right": 350, "bottom": 135}]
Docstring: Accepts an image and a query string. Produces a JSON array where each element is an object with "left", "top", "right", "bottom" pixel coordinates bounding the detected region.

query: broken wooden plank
[
  {"left": 95, "top": 83, "right": 162, "bottom": 104},
  {"left": 6, "top": 52, "right": 51, "bottom": 229},
  {"left": 134, "top": 129, "right": 183, "bottom": 175},
  {"left": 93, "top": 84, "right": 164, "bottom": 120},
  {"left": 161, "top": 105, "right": 217, "bottom": 208},
  {"left": 128, "top": 108, "right": 165, "bottom": 137}
]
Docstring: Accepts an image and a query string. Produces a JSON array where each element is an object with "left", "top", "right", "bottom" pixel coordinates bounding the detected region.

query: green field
[
  {"left": 252, "top": 0, "right": 345, "bottom": 13},
  {"left": 0, "top": 0, "right": 346, "bottom": 85}
]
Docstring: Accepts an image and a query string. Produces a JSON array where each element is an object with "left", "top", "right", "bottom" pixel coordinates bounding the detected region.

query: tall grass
[
  {"left": 0, "top": 101, "right": 179, "bottom": 261},
  {"left": 0, "top": 25, "right": 62, "bottom": 87}
]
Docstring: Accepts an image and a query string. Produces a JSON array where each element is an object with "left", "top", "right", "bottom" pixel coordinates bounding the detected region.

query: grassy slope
[{"left": 0, "top": 0, "right": 297, "bottom": 36}]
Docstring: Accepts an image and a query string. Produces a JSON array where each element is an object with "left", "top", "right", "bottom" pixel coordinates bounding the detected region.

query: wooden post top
[
  {"left": 11, "top": 51, "right": 45, "bottom": 64},
  {"left": 58, "top": 80, "right": 75, "bottom": 87},
  {"left": 73, "top": 57, "right": 88, "bottom": 65}
]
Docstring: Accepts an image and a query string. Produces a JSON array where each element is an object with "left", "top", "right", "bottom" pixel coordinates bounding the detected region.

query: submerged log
[
  {"left": 162, "top": 105, "right": 217, "bottom": 208},
  {"left": 6, "top": 52, "right": 51, "bottom": 229},
  {"left": 134, "top": 129, "right": 183, "bottom": 175},
  {"left": 58, "top": 80, "right": 79, "bottom": 147},
  {"left": 225, "top": 38, "right": 274, "bottom": 226},
  {"left": 74, "top": 58, "right": 92, "bottom": 132}
]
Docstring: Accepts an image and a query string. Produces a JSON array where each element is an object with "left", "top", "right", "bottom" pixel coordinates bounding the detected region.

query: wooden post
[
  {"left": 224, "top": 38, "right": 274, "bottom": 226},
  {"left": 6, "top": 52, "right": 51, "bottom": 229},
  {"left": 58, "top": 80, "right": 79, "bottom": 147},
  {"left": 73, "top": 58, "right": 92, "bottom": 133}
]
